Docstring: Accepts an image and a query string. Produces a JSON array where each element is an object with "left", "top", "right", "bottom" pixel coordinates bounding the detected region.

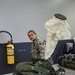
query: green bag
[{"left": 58, "top": 54, "right": 75, "bottom": 70}]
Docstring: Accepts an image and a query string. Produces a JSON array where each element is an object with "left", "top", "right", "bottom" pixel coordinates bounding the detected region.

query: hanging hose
[{"left": 0, "top": 30, "right": 13, "bottom": 43}]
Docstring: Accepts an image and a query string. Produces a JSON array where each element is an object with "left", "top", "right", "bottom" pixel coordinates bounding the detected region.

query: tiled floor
[{"left": 52, "top": 64, "right": 75, "bottom": 75}]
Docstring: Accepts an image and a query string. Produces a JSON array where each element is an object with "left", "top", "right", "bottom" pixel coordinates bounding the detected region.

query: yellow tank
[{"left": 6, "top": 43, "right": 15, "bottom": 64}]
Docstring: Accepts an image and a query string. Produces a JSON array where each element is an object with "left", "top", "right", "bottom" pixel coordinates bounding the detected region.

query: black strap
[{"left": 0, "top": 30, "right": 13, "bottom": 44}]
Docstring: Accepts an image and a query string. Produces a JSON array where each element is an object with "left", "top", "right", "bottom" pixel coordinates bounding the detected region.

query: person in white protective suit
[{"left": 44, "top": 13, "right": 71, "bottom": 60}]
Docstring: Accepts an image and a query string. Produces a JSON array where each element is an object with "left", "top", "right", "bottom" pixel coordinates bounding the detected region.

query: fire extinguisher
[
  {"left": 6, "top": 41, "right": 15, "bottom": 64},
  {"left": 0, "top": 30, "right": 15, "bottom": 64}
]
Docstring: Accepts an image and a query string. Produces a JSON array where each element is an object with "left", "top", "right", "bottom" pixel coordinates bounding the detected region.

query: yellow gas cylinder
[{"left": 6, "top": 43, "right": 15, "bottom": 64}]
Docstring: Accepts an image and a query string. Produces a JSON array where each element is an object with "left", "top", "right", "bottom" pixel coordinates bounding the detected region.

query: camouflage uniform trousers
[{"left": 16, "top": 59, "right": 55, "bottom": 75}]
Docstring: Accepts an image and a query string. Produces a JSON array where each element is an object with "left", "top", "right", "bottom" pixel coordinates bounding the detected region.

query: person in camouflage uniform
[{"left": 15, "top": 30, "right": 54, "bottom": 75}]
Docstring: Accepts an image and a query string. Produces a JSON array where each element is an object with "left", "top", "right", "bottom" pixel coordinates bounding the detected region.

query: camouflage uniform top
[{"left": 31, "top": 38, "right": 46, "bottom": 59}]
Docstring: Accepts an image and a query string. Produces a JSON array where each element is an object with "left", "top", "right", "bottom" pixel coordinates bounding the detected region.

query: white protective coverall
[{"left": 44, "top": 15, "right": 71, "bottom": 60}]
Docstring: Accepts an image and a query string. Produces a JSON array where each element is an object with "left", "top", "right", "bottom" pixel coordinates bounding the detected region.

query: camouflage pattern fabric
[
  {"left": 16, "top": 59, "right": 55, "bottom": 75},
  {"left": 32, "top": 38, "right": 53, "bottom": 64},
  {"left": 58, "top": 53, "right": 75, "bottom": 70},
  {"left": 31, "top": 38, "right": 46, "bottom": 59}
]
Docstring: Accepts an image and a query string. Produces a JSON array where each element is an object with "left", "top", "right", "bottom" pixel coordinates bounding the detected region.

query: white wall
[{"left": 0, "top": 0, "right": 75, "bottom": 43}]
